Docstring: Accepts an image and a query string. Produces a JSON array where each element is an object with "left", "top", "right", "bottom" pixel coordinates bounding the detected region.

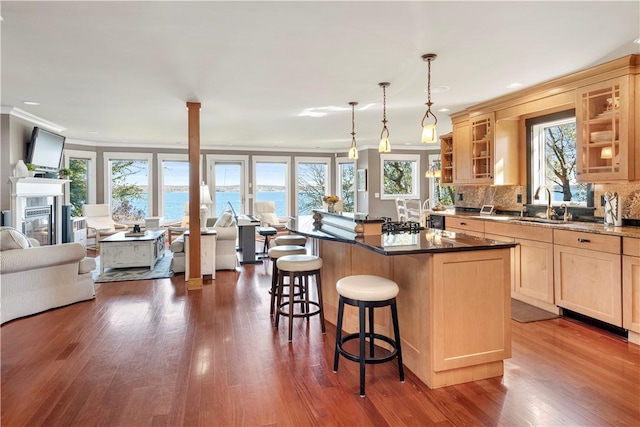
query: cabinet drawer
[
  {"left": 553, "top": 229, "right": 621, "bottom": 254},
  {"left": 484, "top": 221, "right": 553, "bottom": 243},
  {"left": 623, "top": 237, "right": 640, "bottom": 257},
  {"left": 445, "top": 217, "right": 485, "bottom": 233}
]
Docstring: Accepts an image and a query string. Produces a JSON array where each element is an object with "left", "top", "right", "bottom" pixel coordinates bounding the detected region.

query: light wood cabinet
[
  {"left": 452, "top": 118, "right": 471, "bottom": 184},
  {"left": 623, "top": 237, "right": 640, "bottom": 345},
  {"left": 485, "top": 222, "right": 556, "bottom": 312},
  {"left": 445, "top": 217, "right": 484, "bottom": 238},
  {"left": 553, "top": 229, "right": 622, "bottom": 326},
  {"left": 470, "top": 113, "right": 494, "bottom": 184},
  {"left": 576, "top": 75, "right": 635, "bottom": 182},
  {"left": 440, "top": 132, "right": 453, "bottom": 184}
]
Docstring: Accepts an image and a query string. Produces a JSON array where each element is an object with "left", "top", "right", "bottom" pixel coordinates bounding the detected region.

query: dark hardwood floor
[{"left": 2, "top": 254, "right": 639, "bottom": 426}]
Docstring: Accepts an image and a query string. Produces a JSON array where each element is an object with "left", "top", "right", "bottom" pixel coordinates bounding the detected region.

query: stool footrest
[
  {"left": 277, "top": 301, "right": 322, "bottom": 319},
  {"left": 336, "top": 332, "right": 399, "bottom": 365}
]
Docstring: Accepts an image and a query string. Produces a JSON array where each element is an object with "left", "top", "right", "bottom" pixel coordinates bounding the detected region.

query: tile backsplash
[{"left": 455, "top": 183, "right": 640, "bottom": 220}]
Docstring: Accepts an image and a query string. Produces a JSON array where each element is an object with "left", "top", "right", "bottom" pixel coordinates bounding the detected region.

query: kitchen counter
[
  {"left": 291, "top": 211, "right": 514, "bottom": 389},
  {"left": 429, "top": 210, "right": 640, "bottom": 239}
]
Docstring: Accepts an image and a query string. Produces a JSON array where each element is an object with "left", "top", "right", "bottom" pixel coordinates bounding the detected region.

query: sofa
[
  {"left": 170, "top": 213, "right": 238, "bottom": 273},
  {"left": 0, "top": 227, "right": 96, "bottom": 324}
]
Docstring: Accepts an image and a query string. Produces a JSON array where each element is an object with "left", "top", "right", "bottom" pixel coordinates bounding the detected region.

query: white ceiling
[{"left": 2, "top": 1, "right": 639, "bottom": 152}]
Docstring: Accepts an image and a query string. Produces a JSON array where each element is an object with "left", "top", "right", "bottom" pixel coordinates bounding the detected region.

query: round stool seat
[
  {"left": 274, "top": 235, "right": 307, "bottom": 246},
  {"left": 268, "top": 245, "right": 307, "bottom": 259},
  {"left": 336, "top": 275, "right": 399, "bottom": 302},
  {"left": 277, "top": 254, "right": 323, "bottom": 272}
]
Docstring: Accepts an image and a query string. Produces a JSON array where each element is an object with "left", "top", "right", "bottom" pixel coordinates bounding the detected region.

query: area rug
[
  {"left": 511, "top": 298, "right": 559, "bottom": 323},
  {"left": 92, "top": 251, "right": 174, "bottom": 283}
]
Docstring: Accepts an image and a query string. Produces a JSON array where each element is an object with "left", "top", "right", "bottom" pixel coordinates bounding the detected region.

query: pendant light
[
  {"left": 421, "top": 53, "right": 438, "bottom": 144},
  {"left": 425, "top": 159, "right": 442, "bottom": 178},
  {"left": 347, "top": 101, "right": 359, "bottom": 160},
  {"left": 378, "top": 82, "right": 391, "bottom": 153}
]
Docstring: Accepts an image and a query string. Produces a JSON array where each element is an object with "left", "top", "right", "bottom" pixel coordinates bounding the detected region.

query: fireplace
[
  {"left": 10, "top": 177, "right": 68, "bottom": 245},
  {"left": 23, "top": 205, "right": 53, "bottom": 245}
]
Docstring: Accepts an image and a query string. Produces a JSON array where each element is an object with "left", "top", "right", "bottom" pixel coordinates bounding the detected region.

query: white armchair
[
  {"left": 254, "top": 201, "right": 291, "bottom": 233},
  {"left": 82, "top": 204, "right": 128, "bottom": 250}
]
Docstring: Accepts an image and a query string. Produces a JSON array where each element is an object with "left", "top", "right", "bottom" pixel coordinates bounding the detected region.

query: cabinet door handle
[
  {"left": 460, "top": 222, "right": 467, "bottom": 226},
  {"left": 577, "top": 238, "right": 591, "bottom": 243}
]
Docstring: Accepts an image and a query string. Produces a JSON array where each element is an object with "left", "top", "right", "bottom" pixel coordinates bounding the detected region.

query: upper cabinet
[
  {"left": 576, "top": 75, "right": 635, "bottom": 182},
  {"left": 440, "top": 132, "right": 453, "bottom": 184},
  {"left": 451, "top": 112, "right": 519, "bottom": 186},
  {"left": 452, "top": 117, "right": 471, "bottom": 184},
  {"left": 470, "top": 113, "right": 494, "bottom": 184}
]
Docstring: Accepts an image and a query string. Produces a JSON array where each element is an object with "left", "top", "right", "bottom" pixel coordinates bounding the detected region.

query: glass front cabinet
[{"left": 576, "top": 76, "right": 635, "bottom": 182}]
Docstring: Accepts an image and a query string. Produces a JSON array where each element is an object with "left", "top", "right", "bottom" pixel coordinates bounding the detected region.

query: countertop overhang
[{"left": 289, "top": 219, "right": 516, "bottom": 256}]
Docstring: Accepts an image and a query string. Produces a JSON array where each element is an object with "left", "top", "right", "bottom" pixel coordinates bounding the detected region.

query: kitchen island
[{"left": 291, "top": 210, "right": 517, "bottom": 389}]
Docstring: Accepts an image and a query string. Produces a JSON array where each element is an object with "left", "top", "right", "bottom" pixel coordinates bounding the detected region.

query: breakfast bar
[{"left": 292, "top": 210, "right": 517, "bottom": 389}]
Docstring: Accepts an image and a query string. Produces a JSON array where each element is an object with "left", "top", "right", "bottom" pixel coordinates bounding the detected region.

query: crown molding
[{"left": 0, "top": 106, "right": 66, "bottom": 133}]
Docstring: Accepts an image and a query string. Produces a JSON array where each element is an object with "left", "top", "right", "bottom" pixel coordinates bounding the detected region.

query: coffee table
[{"left": 99, "top": 229, "right": 166, "bottom": 274}]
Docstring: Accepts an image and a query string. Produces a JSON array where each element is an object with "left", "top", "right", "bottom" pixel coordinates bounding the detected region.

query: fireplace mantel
[{"left": 9, "top": 177, "right": 70, "bottom": 244}]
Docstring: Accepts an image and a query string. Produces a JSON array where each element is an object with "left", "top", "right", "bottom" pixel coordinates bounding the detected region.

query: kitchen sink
[{"left": 515, "top": 217, "right": 567, "bottom": 224}]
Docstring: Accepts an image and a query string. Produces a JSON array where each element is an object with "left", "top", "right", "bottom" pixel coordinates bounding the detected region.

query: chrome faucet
[{"left": 534, "top": 186, "right": 555, "bottom": 219}]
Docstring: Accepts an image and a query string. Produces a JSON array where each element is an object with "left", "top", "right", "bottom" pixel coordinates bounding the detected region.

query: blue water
[{"left": 161, "top": 191, "right": 287, "bottom": 221}]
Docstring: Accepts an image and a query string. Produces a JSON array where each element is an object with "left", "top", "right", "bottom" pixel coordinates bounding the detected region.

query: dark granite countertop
[{"left": 289, "top": 221, "right": 516, "bottom": 256}]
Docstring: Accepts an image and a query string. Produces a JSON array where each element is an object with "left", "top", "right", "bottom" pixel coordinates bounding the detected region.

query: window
[
  {"left": 157, "top": 154, "right": 189, "bottom": 223},
  {"left": 210, "top": 155, "right": 248, "bottom": 217},
  {"left": 253, "top": 156, "right": 290, "bottom": 217},
  {"left": 63, "top": 150, "right": 96, "bottom": 217},
  {"left": 104, "top": 152, "right": 153, "bottom": 223},
  {"left": 426, "top": 154, "right": 455, "bottom": 206},
  {"left": 337, "top": 158, "right": 356, "bottom": 212},
  {"left": 527, "top": 110, "right": 587, "bottom": 206},
  {"left": 380, "top": 154, "right": 420, "bottom": 200},
  {"left": 295, "top": 157, "right": 330, "bottom": 217}
]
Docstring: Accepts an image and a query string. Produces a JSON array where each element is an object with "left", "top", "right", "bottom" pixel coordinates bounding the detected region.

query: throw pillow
[
  {"left": 0, "top": 227, "right": 32, "bottom": 251},
  {"left": 260, "top": 212, "right": 280, "bottom": 226},
  {"left": 213, "top": 211, "right": 233, "bottom": 228}
]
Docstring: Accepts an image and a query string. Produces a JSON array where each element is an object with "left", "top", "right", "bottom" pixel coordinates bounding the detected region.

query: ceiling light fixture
[
  {"left": 421, "top": 53, "right": 438, "bottom": 144},
  {"left": 347, "top": 101, "right": 359, "bottom": 160},
  {"left": 634, "top": 37, "right": 640, "bottom": 44},
  {"left": 425, "top": 159, "right": 442, "bottom": 178},
  {"left": 378, "top": 82, "right": 391, "bottom": 153},
  {"left": 22, "top": 101, "right": 40, "bottom": 106}
]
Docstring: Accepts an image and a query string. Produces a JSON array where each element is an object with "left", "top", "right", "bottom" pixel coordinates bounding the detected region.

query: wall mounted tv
[{"left": 26, "top": 127, "right": 66, "bottom": 173}]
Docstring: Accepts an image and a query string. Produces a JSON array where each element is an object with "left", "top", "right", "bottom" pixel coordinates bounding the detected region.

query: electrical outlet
[{"left": 516, "top": 194, "right": 522, "bottom": 203}]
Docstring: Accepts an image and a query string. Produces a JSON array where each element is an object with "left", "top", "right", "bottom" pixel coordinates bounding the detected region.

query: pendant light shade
[
  {"left": 378, "top": 82, "right": 391, "bottom": 153},
  {"left": 348, "top": 101, "right": 359, "bottom": 160},
  {"left": 421, "top": 53, "right": 438, "bottom": 144}
]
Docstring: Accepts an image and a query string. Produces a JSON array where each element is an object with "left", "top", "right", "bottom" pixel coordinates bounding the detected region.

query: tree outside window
[
  {"left": 530, "top": 112, "right": 586, "bottom": 205},
  {"left": 109, "top": 160, "right": 148, "bottom": 221},
  {"left": 381, "top": 154, "right": 420, "bottom": 200}
]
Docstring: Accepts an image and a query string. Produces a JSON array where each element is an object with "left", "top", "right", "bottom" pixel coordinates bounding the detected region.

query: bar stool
[
  {"left": 275, "top": 254, "right": 325, "bottom": 341},
  {"left": 333, "top": 275, "right": 404, "bottom": 397},
  {"left": 257, "top": 226, "right": 278, "bottom": 257},
  {"left": 274, "top": 235, "right": 307, "bottom": 247},
  {"left": 267, "top": 245, "right": 307, "bottom": 317}
]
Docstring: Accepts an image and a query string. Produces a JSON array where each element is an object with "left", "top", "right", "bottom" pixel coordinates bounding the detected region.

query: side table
[{"left": 185, "top": 230, "right": 217, "bottom": 279}]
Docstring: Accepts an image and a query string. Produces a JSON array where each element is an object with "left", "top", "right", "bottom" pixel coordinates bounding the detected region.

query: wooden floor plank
[{"left": 2, "top": 256, "right": 639, "bottom": 426}]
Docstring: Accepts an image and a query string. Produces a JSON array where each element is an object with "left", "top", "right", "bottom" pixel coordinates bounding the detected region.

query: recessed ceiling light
[
  {"left": 507, "top": 82, "right": 523, "bottom": 89},
  {"left": 88, "top": 131, "right": 98, "bottom": 135},
  {"left": 23, "top": 101, "right": 40, "bottom": 106},
  {"left": 358, "top": 103, "right": 376, "bottom": 111},
  {"left": 298, "top": 109, "right": 327, "bottom": 118},
  {"left": 437, "top": 108, "right": 450, "bottom": 112}
]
